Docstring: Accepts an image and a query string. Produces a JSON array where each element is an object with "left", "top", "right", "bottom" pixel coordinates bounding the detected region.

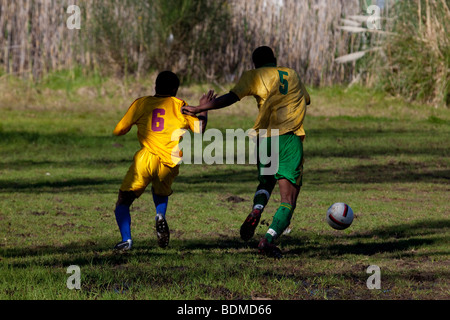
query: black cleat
[
  {"left": 258, "top": 238, "right": 282, "bottom": 259},
  {"left": 240, "top": 209, "right": 262, "bottom": 241},
  {"left": 155, "top": 215, "right": 170, "bottom": 248}
]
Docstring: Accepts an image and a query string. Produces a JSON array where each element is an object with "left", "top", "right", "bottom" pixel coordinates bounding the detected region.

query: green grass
[{"left": 0, "top": 80, "right": 449, "bottom": 300}]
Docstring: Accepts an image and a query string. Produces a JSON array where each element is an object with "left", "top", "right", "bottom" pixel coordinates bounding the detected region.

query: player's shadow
[
  {"left": 1, "top": 235, "right": 254, "bottom": 270},
  {"left": 174, "top": 164, "right": 259, "bottom": 193},
  {"left": 0, "top": 177, "right": 121, "bottom": 194},
  {"left": 284, "top": 218, "right": 450, "bottom": 257},
  {"left": 2, "top": 219, "right": 448, "bottom": 271},
  {"left": 305, "top": 126, "right": 448, "bottom": 158},
  {"left": 305, "top": 162, "right": 449, "bottom": 185}
]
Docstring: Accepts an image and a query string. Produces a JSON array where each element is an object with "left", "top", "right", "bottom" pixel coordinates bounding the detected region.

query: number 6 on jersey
[{"left": 152, "top": 108, "right": 165, "bottom": 132}]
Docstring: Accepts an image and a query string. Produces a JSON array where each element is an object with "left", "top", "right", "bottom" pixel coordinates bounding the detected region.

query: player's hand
[
  {"left": 199, "top": 89, "right": 216, "bottom": 105},
  {"left": 181, "top": 105, "right": 199, "bottom": 116},
  {"left": 182, "top": 90, "right": 216, "bottom": 116}
]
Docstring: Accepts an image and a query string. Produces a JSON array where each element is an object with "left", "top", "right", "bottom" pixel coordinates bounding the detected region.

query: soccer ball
[{"left": 326, "top": 202, "right": 354, "bottom": 230}]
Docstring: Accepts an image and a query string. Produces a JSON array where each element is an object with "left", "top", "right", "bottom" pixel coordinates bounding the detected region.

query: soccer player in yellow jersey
[
  {"left": 112, "top": 71, "right": 212, "bottom": 251},
  {"left": 183, "top": 46, "right": 310, "bottom": 258}
]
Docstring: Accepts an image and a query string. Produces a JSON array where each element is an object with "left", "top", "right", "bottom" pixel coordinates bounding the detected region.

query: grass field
[{"left": 0, "top": 77, "right": 449, "bottom": 300}]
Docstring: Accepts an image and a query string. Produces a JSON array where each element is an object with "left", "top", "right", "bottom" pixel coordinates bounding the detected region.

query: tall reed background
[{"left": 0, "top": 0, "right": 448, "bottom": 106}]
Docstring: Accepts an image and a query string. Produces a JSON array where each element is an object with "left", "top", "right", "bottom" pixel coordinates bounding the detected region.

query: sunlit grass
[{"left": 0, "top": 79, "right": 449, "bottom": 300}]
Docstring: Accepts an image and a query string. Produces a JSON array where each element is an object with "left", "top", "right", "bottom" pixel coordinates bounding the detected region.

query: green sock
[
  {"left": 265, "top": 203, "right": 293, "bottom": 243},
  {"left": 253, "top": 189, "right": 271, "bottom": 211}
]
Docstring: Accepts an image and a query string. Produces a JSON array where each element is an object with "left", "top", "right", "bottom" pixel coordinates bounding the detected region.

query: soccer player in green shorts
[{"left": 183, "top": 46, "right": 310, "bottom": 258}]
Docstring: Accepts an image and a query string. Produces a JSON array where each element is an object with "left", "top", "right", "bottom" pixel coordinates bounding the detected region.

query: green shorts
[{"left": 257, "top": 132, "right": 304, "bottom": 187}]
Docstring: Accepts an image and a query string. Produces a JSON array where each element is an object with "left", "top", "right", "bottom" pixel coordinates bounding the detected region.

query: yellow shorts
[{"left": 120, "top": 148, "right": 179, "bottom": 197}]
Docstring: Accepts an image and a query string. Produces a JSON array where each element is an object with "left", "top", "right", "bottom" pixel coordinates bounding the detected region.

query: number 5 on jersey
[
  {"left": 278, "top": 70, "right": 289, "bottom": 95},
  {"left": 152, "top": 108, "right": 165, "bottom": 132}
]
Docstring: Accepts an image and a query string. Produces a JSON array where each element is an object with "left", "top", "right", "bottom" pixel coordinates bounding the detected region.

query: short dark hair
[
  {"left": 252, "top": 46, "right": 277, "bottom": 68},
  {"left": 155, "top": 71, "right": 180, "bottom": 96}
]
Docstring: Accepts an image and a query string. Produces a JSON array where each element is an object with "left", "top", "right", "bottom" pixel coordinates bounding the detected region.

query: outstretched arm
[
  {"left": 113, "top": 104, "right": 138, "bottom": 136},
  {"left": 197, "top": 111, "right": 208, "bottom": 133},
  {"left": 182, "top": 91, "right": 239, "bottom": 116},
  {"left": 195, "top": 90, "right": 217, "bottom": 133}
]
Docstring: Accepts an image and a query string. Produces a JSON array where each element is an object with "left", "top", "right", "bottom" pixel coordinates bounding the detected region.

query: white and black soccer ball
[{"left": 326, "top": 202, "right": 354, "bottom": 230}]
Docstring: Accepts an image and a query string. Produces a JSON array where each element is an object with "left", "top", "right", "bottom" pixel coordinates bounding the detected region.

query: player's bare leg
[{"left": 278, "top": 178, "right": 300, "bottom": 211}]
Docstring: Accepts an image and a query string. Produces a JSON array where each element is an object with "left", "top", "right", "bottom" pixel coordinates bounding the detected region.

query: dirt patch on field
[{"left": 223, "top": 195, "right": 247, "bottom": 203}]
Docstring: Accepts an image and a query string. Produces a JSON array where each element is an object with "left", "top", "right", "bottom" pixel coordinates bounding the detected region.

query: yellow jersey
[
  {"left": 113, "top": 96, "right": 201, "bottom": 167},
  {"left": 230, "top": 66, "right": 310, "bottom": 137}
]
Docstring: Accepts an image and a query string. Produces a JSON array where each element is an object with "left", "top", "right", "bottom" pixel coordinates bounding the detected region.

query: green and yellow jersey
[
  {"left": 113, "top": 96, "right": 201, "bottom": 167},
  {"left": 230, "top": 65, "right": 310, "bottom": 138}
]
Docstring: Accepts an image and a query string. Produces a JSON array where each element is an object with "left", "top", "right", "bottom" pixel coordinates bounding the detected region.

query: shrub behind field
[
  {"left": 378, "top": 0, "right": 449, "bottom": 107},
  {"left": 0, "top": 0, "right": 360, "bottom": 85},
  {"left": 0, "top": 0, "right": 447, "bottom": 106}
]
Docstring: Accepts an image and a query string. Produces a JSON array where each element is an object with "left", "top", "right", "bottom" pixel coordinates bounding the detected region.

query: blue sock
[
  {"left": 115, "top": 205, "right": 131, "bottom": 241},
  {"left": 153, "top": 193, "right": 168, "bottom": 220}
]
